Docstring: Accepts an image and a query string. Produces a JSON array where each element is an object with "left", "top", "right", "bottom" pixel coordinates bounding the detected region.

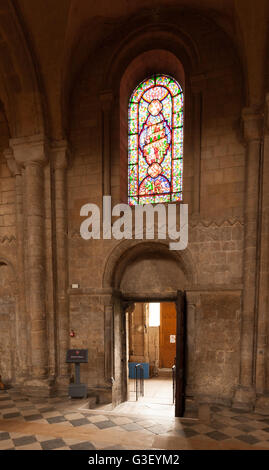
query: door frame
[{"left": 118, "top": 290, "right": 186, "bottom": 417}]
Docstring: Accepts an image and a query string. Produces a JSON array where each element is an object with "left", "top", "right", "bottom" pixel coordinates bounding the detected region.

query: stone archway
[
  {"left": 103, "top": 239, "right": 196, "bottom": 293},
  {"left": 0, "top": 3, "right": 46, "bottom": 138},
  {"left": 103, "top": 240, "right": 195, "bottom": 410}
]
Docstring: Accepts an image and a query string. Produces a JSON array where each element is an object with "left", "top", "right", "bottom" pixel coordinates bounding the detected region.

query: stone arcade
[{"left": 0, "top": 0, "right": 269, "bottom": 415}]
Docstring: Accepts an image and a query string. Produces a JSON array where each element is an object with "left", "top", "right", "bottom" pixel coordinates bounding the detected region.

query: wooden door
[
  {"left": 175, "top": 290, "right": 186, "bottom": 417},
  {"left": 159, "top": 302, "right": 177, "bottom": 368}
]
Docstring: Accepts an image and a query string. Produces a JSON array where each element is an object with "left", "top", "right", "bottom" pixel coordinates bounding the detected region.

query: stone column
[
  {"left": 233, "top": 107, "right": 263, "bottom": 409},
  {"left": 51, "top": 141, "right": 70, "bottom": 387},
  {"left": 255, "top": 95, "right": 269, "bottom": 410},
  {"left": 185, "top": 292, "right": 198, "bottom": 401},
  {"left": 104, "top": 302, "right": 113, "bottom": 386},
  {"left": 10, "top": 135, "right": 50, "bottom": 391},
  {"left": 3, "top": 148, "right": 28, "bottom": 381},
  {"left": 100, "top": 90, "right": 113, "bottom": 196}
]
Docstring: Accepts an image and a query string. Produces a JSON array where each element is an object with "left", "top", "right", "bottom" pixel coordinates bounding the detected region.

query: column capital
[
  {"left": 51, "top": 140, "right": 71, "bottom": 170},
  {"left": 9, "top": 134, "right": 49, "bottom": 167},
  {"left": 241, "top": 106, "right": 263, "bottom": 142},
  {"left": 186, "top": 291, "right": 200, "bottom": 306},
  {"left": 100, "top": 90, "right": 113, "bottom": 112},
  {"left": 3, "top": 147, "right": 21, "bottom": 176}
]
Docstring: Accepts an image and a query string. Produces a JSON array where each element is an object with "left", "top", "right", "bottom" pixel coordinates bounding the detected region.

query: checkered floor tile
[
  {"left": 0, "top": 431, "right": 97, "bottom": 450},
  {"left": 1, "top": 390, "right": 269, "bottom": 449}
]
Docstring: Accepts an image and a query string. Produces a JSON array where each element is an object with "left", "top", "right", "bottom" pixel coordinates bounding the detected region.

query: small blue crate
[{"left": 128, "top": 362, "right": 149, "bottom": 379}]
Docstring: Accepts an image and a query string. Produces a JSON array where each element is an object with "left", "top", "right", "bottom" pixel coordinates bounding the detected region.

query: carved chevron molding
[
  {"left": 0, "top": 235, "right": 16, "bottom": 244},
  {"left": 190, "top": 215, "right": 244, "bottom": 228},
  {"left": 68, "top": 215, "right": 244, "bottom": 240}
]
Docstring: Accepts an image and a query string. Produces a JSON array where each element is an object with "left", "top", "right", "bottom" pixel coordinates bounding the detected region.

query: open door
[
  {"left": 159, "top": 303, "right": 177, "bottom": 368},
  {"left": 175, "top": 290, "right": 186, "bottom": 417}
]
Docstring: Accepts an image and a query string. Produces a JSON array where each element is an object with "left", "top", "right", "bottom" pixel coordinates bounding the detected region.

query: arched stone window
[{"left": 128, "top": 74, "right": 183, "bottom": 205}]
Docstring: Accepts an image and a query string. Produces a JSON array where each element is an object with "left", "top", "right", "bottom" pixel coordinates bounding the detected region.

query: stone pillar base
[
  {"left": 19, "top": 378, "right": 56, "bottom": 398},
  {"left": 55, "top": 376, "right": 71, "bottom": 397},
  {"left": 87, "top": 387, "right": 112, "bottom": 405},
  {"left": 13, "top": 375, "right": 28, "bottom": 386},
  {"left": 232, "top": 386, "right": 256, "bottom": 411},
  {"left": 196, "top": 393, "right": 231, "bottom": 408},
  {"left": 255, "top": 394, "right": 269, "bottom": 414},
  {"left": 184, "top": 397, "right": 196, "bottom": 412}
]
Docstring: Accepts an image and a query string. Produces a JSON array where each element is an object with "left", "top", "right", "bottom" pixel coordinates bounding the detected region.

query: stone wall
[
  {"left": 63, "top": 15, "right": 245, "bottom": 405},
  {"left": 0, "top": 264, "right": 16, "bottom": 383},
  {"left": 194, "top": 292, "right": 241, "bottom": 404},
  {"left": 0, "top": 160, "right": 16, "bottom": 241},
  {"left": 0, "top": 109, "right": 17, "bottom": 384},
  {"left": 189, "top": 219, "right": 244, "bottom": 286},
  {"left": 69, "top": 294, "right": 105, "bottom": 390},
  {"left": 129, "top": 303, "right": 145, "bottom": 363},
  {"left": 1, "top": 3, "right": 269, "bottom": 413},
  {"left": 0, "top": 108, "right": 16, "bottom": 244},
  {"left": 129, "top": 303, "right": 160, "bottom": 375}
]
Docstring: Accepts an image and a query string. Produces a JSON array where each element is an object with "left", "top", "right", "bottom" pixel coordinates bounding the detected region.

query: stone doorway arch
[
  {"left": 103, "top": 240, "right": 195, "bottom": 414},
  {"left": 103, "top": 239, "right": 196, "bottom": 295}
]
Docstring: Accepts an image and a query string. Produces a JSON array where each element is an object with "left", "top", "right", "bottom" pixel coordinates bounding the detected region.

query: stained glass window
[{"left": 128, "top": 74, "right": 183, "bottom": 205}]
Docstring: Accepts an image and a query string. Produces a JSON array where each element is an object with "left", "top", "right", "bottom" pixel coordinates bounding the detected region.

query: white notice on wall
[{"left": 170, "top": 335, "right": 176, "bottom": 343}]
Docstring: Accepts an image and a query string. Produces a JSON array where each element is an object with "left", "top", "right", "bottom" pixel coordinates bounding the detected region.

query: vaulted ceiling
[{"left": 0, "top": 0, "right": 268, "bottom": 140}]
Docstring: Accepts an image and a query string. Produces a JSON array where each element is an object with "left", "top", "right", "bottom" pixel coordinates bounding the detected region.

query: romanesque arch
[
  {"left": 0, "top": 1, "right": 45, "bottom": 137},
  {"left": 103, "top": 238, "right": 196, "bottom": 293}
]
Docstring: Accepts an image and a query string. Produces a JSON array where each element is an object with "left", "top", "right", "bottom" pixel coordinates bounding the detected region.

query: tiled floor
[
  {"left": 128, "top": 376, "right": 174, "bottom": 403},
  {"left": 128, "top": 376, "right": 174, "bottom": 416},
  {"left": 96, "top": 377, "right": 175, "bottom": 417},
  {"left": 1, "top": 389, "right": 269, "bottom": 450}
]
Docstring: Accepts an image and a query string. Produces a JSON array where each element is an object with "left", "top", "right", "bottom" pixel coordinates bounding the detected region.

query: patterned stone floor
[{"left": 1, "top": 389, "right": 269, "bottom": 450}]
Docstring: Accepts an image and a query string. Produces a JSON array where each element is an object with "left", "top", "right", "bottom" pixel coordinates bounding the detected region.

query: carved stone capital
[
  {"left": 51, "top": 140, "right": 70, "bottom": 170},
  {"left": 241, "top": 106, "right": 263, "bottom": 142},
  {"left": 9, "top": 134, "right": 48, "bottom": 167},
  {"left": 100, "top": 90, "right": 113, "bottom": 112},
  {"left": 3, "top": 147, "right": 20, "bottom": 176},
  {"left": 186, "top": 291, "right": 200, "bottom": 307}
]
